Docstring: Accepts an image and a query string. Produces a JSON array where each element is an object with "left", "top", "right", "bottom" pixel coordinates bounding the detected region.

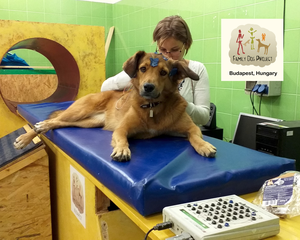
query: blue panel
[{"left": 17, "top": 102, "right": 296, "bottom": 216}]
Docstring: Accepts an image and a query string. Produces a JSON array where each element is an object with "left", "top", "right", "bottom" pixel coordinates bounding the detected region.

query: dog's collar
[{"left": 140, "top": 101, "right": 162, "bottom": 109}]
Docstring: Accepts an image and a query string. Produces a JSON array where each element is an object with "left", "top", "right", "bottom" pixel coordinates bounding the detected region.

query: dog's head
[{"left": 123, "top": 51, "right": 199, "bottom": 100}]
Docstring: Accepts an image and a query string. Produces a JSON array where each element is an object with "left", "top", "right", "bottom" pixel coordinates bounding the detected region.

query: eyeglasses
[{"left": 156, "top": 44, "right": 185, "bottom": 57}]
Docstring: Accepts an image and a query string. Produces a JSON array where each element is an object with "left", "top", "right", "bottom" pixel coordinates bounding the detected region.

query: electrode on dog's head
[{"left": 150, "top": 57, "right": 159, "bottom": 67}]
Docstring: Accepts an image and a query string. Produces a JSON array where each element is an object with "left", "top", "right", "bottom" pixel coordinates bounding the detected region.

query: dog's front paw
[
  {"left": 110, "top": 147, "right": 131, "bottom": 162},
  {"left": 14, "top": 134, "right": 31, "bottom": 149},
  {"left": 197, "top": 141, "right": 217, "bottom": 158},
  {"left": 34, "top": 121, "right": 48, "bottom": 133}
]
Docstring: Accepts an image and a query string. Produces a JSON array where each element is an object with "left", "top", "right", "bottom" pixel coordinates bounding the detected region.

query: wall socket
[{"left": 245, "top": 81, "right": 282, "bottom": 96}]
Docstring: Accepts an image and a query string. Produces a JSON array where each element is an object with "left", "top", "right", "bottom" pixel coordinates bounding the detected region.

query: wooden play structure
[
  {"left": 0, "top": 20, "right": 107, "bottom": 239},
  {"left": 0, "top": 20, "right": 106, "bottom": 138},
  {"left": 0, "top": 128, "right": 51, "bottom": 239}
]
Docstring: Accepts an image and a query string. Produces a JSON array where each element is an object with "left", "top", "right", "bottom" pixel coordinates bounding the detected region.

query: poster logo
[{"left": 221, "top": 19, "right": 283, "bottom": 81}]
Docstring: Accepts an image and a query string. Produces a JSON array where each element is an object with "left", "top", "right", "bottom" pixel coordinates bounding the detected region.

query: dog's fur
[
  {"left": 256, "top": 39, "right": 270, "bottom": 55},
  {"left": 14, "top": 51, "right": 216, "bottom": 161}
]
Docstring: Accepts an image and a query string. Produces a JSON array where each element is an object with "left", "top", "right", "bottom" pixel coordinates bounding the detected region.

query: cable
[
  {"left": 250, "top": 82, "right": 259, "bottom": 115},
  {"left": 144, "top": 221, "right": 174, "bottom": 240},
  {"left": 259, "top": 93, "right": 263, "bottom": 115},
  {"left": 144, "top": 227, "right": 154, "bottom": 240}
]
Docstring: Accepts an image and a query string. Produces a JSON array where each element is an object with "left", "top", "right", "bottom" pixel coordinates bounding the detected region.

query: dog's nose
[{"left": 143, "top": 83, "right": 155, "bottom": 92}]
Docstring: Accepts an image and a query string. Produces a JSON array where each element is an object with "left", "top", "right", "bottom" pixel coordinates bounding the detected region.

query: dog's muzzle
[{"left": 140, "top": 83, "right": 160, "bottom": 99}]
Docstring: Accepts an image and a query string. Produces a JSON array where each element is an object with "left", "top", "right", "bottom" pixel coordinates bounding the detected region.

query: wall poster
[
  {"left": 221, "top": 19, "right": 283, "bottom": 81},
  {"left": 70, "top": 165, "right": 86, "bottom": 228}
]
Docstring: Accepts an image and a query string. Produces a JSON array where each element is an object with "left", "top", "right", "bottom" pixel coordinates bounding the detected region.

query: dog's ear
[
  {"left": 123, "top": 51, "right": 146, "bottom": 78},
  {"left": 171, "top": 60, "right": 199, "bottom": 82}
]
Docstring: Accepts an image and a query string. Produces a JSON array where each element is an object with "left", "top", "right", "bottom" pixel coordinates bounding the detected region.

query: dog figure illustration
[
  {"left": 243, "top": 39, "right": 250, "bottom": 47},
  {"left": 256, "top": 39, "right": 270, "bottom": 55}
]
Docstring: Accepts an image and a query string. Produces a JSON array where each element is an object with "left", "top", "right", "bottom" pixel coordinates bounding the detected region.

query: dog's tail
[{"left": 49, "top": 110, "right": 65, "bottom": 119}]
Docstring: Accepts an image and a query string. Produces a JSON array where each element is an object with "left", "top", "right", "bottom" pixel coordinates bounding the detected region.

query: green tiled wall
[{"left": 1, "top": 0, "right": 300, "bottom": 141}]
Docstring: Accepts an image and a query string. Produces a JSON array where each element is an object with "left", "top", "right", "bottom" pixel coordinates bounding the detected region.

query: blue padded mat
[{"left": 18, "top": 102, "right": 295, "bottom": 216}]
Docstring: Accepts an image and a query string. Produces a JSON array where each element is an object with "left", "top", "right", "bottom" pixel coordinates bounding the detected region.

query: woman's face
[{"left": 157, "top": 37, "right": 185, "bottom": 60}]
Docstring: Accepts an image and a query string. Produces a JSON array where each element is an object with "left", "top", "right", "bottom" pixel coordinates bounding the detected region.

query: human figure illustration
[
  {"left": 248, "top": 27, "right": 257, "bottom": 50},
  {"left": 236, "top": 29, "right": 245, "bottom": 55},
  {"left": 262, "top": 33, "right": 266, "bottom": 41}
]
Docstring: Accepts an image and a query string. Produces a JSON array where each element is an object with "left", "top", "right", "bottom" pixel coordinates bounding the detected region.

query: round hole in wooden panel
[
  {"left": 0, "top": 38, "right": 80, "bottom": 114},
  {"left": 0, "top": 49, "right": 58, "bottom": 103}
]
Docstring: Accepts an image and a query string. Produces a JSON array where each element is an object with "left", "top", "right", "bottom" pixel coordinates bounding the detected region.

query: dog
[
  {"left": 14, "top": 51, "right": 217, "bottom": 161},
  {"left": 243, "top": 39, "right": 250, "bottom": 47},
  {"left": 256, "top": 39, "right": 270, "bottom": 55}
]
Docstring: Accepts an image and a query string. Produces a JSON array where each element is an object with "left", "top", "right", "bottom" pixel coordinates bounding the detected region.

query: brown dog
[{"left": 14, "top": 51, "right": 216, "bottom": 161}]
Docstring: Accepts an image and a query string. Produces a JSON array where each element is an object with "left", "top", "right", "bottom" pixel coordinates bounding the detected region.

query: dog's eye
[
  {"left": 140, "top": 67, "right": 146, "bottom": 73},
  {"left": 160, "top": 70, "right": 167, "bottom": 76}
]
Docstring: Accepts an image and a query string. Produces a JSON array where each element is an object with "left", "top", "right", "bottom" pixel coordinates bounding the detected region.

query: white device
[{"left": 163, "top": 195, "right": 280, "bottom": 240}]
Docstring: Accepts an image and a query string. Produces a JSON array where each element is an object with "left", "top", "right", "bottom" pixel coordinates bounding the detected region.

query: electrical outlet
[{"left": 245, "top": 81, "right": 281, "bottom": 96}]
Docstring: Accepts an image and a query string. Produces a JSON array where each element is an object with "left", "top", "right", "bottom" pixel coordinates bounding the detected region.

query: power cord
[
  {"left": 250, "top": 81, "right": 259, "bottom": 115},
  {"left": 259, "top": 92, "right": 263, "bottom": 115},
  {"left": 144, "top": 221, "right": 174, "bottom": 240}
]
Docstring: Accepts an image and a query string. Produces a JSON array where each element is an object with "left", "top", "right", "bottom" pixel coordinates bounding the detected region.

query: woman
[{"left": 101, "top": 15, "right": 211, "bottom": 126}]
